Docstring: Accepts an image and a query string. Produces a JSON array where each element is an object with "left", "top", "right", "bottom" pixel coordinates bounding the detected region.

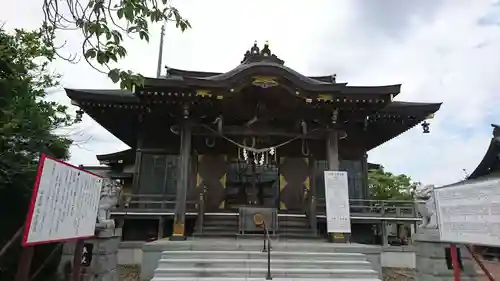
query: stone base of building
[
  {"left": 140, "top": 237, "right": 383, "bottom": 281},
  {"left": 58, "top": 228, "right": 122, "bottom": 281},
  {"left": 414, "top": 228, "right": 482, "bottom": 281}
]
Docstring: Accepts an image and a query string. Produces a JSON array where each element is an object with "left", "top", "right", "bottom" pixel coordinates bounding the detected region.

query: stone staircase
[
  {"left": 143, "top": 239, "right": 383, "bottom": 281},
  {"left": 150, "top": 249, "right": 381, "bottom": 281},
  {"left": 277, "top": 215, "right": 316, "bottom": 239},
  {"left": 193, "top": 214, "right": 239, "bottom": 237},
  {"left": 194, "top": 214, "right": 317, "bottom": 239}
]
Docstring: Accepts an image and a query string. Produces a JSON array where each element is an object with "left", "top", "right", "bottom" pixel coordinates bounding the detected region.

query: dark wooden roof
[
  {"left": 65, "top": 42, "right": 441, "bottom": 150},
  {"left": 145, "top": 65, "right": 400, "bottom": 95},
  {"left": 97, "top": 149, "right": 135, "bottom": 165},
  {"left": 166, "top": 67, "right": 339, "bottom": 84},
  {"left": 468, "top": 124, "right": 500, "bottom": 179},
  {"left": 362, "top": 101, "right": 441, "bottom": 150},
  {"left": 67, "top": 89, "right": 440, "bottom": 149},
  {"left": 66, "top": 88, "right": 138, "bottom": 103}
]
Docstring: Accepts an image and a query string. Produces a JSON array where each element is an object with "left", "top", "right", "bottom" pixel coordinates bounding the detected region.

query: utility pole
[{"left": 156, "top": 22, "right": 167, "bottom": 78}]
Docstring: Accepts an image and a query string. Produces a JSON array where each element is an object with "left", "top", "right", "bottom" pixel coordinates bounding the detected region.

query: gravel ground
[
  {"left": 382, "top": 267, "right": 415, "bottom": 281},
  {"left": 118, "top": 265, "right": 416, "bottom": 281},
  {"left": 119, "top": 265, "right": 140, "bottom": 281}
]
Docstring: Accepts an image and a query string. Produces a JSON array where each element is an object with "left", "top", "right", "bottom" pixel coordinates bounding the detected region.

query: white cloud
[{"left": 2, "top": 0, "right": 499, "bottom": 186}]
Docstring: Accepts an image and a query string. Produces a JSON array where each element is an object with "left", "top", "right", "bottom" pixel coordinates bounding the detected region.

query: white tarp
[
  {"left": 434, "top": 178, "right": 500, "bottom": 247},
  {"left": 23, "top": 155, "right": 103, "bottom": 246},
  {"left": 324, "top": 171, "right": 351, "bottom": 233}
]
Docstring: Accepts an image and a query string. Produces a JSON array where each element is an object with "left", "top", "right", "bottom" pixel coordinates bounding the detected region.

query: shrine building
[{"left": 67, "top": 42, "right": 441, "bottom": 242}]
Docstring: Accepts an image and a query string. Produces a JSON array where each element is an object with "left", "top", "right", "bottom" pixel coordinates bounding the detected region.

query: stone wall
[
  {"left": 58, "top": 229, "right": 122, "bottom": 281},
  {"left": 414, "top": 229, "right": 481, "bottom": 281}
]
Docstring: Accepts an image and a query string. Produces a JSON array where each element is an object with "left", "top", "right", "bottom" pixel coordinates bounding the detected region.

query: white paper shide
[
  {"left": 434, "top": 178, "right": 500, "bottom": 247},
  {"left": 25, "top": 157, "right": 103, "bottom": 245},
  {"left": 324, "top": 171, "right": 351, "bottom": 233}
]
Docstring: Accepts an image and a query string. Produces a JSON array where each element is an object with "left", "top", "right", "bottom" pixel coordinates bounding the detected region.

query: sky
[{"left": 2, "top": 0, "right": 500, "bottom": 186}]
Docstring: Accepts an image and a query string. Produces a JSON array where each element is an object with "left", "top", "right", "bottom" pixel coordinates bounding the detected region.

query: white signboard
[
  {"left": 324, "top": 171, "right": 351, "bottom": 233},
  {"left": 23, "top": 154, "right": 103, "bottom": 246},
  {"left": 434, "top": 178, "right": 500, "bottom": 247}
]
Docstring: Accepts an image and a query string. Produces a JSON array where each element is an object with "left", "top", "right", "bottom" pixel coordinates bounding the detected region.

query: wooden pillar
[
  {"left": 132, "top": 115, "right": 144, "bottom": 194},
  {"left": 361, "top": 153, "right": 369, "bottom": 199},
  {"left": 326, "top": 131, "right": 340, "bottom": 170},
  {"left": 326, "top": 130, "right": 349, "bottom": 243},
  {"left": 381, "top": 220, "right": 389, "bottom": 246},
  {"left": 171, "top": 106, "right": 192, "bottom": 241},
  {"left": 308, "top": 157, "right": 317, "bottom": 235}
]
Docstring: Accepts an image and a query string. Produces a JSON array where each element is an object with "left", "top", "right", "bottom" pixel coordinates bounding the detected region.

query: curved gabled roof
[
  {"left": 166, "top": 67, "right": 340, "bottom": 85},
  {"left": 145, "top": 69, "right": 401, "bottom": 95},
  {"left": 151, "top": 42, "right": 400, "bottom": 96},
  {"left": 468, "top": 124, "right": 500, "bottom": 179}
]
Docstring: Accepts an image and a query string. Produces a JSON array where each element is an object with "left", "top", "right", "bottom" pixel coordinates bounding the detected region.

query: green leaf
[
  {"left": 139, "top": 31, "right": 149, "bottom": 42},
  {"left": 108, "top": 68, "right": 121, "bottom": 83},
  {"left": 84, "top": 48, "right": 97, "bottom": 59},
  {"left": 96, "top": 51, "right": 109, "bottom": 64},
  {"left": 117, "top": 8, "right": 124, "bottom": 19}
]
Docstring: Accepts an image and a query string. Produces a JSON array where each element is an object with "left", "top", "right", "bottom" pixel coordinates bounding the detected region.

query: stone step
[
  {"left": 151, "top": 277, "right": 381, "bottom": 281},
  {"left": 157, "top": 258, "right": 373, "bottom": 270},
  {"left": 278, "top": 219, "right": 309, "bottom": 224},
  {"left": 276, "top": 233, "right": 320, "bottom": 240},
  {"left": 196, "top": 226, "right": 237, "bottom": 231},
  {"left": 160, "top": 251, "right": 368, "bottom": 262},
  {"left": 153, "top": 267, "right": 379, "bottom": 279},
  {"left": 277, "top": 228, "right": 313, "bottom": 232},
  {"left": 192, "top": 232, "right": 237, "bottom": 238},
  {"left": 203, "top": 221, "right": 238, "bottom": 227}
]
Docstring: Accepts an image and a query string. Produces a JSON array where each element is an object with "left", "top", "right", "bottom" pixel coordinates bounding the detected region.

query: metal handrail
[{"left": 254, "top": 214, "right": 272, "bottom": 280}]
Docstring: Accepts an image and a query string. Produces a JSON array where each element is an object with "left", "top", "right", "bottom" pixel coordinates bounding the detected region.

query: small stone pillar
[
  {"left": 414, "top": 228, "right": 481, "bottom": 281},
  {"left": 58, "top": 228, "right": 122, "bottom": 281}
]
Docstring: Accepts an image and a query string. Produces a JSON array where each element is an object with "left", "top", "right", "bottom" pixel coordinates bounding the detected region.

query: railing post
[
  {"left": 310, "top": 196, "right": 317, "bottom": 235},
  {"left": 196, "top": 186, "right": 206, "bottom": 234}
]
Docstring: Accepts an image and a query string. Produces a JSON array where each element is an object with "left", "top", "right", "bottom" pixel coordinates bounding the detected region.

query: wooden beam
[{"left": 190, "top": 125, "right": 326, "bottom": 139}]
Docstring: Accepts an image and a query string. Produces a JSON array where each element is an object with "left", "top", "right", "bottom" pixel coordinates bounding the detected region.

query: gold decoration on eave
[
  {"left": 317, "top": 94, "right": 333, "bottom": 101},
  {"left": 252, "top": 76, "right": 279, "bottom": 88},
  {"left": 196, "top": 89, "right": 212, "bottom": 98},
  {"left": 426, "top": 113, "right": 435, "bottom": 119}
]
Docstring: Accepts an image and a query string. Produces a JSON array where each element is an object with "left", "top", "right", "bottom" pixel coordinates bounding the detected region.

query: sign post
[
  {"left": 324, "top": 171, "right": 351, "bottom": 241},
  {"left": 434, "top": 178, "right": 500, "bottom": 281},
  {"left": 15, "top": 154, "right": 103, "bottom": 281},
  {"left": 449, "top": 244, "right": 461, "bottom": 281},
  {"left": 14, "top": 247, "right": 34, "bottom": 281}
]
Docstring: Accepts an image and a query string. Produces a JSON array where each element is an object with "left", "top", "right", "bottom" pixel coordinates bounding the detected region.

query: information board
[
  {"left": 324, "top": 171, "right": 351, "bottom": 233},
  {"left": 434, "top": 178, "right": 500, "bottom": 247},
  {"left": 22, "top": 154, "right": 103, "bottom": 246}
]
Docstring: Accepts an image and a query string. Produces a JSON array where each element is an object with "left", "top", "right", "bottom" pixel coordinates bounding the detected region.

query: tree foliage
[
  {"left": 0, "top": 27, "right": 75, "bottom": 281},
  {"left": 367, "top": 165, "right": 418, "bottom": 200},
  {"left": 42, "top": 0, "right": 191, "bottom": 90}
]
